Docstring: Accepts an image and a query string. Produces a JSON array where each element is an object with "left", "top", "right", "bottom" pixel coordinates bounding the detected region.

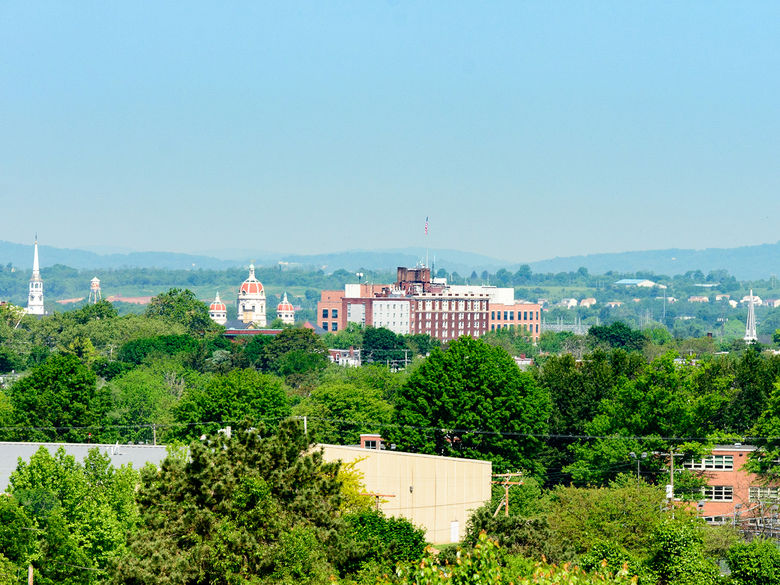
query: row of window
[
  {"left": 417, "top": 300, "right": 487, "bottom": 311},
  {"left": 418, "top": 314, "right": 485, "bottom": 322},
  {"left": 491, "top": 324, "right": 539, "bottom": 333},
  {"left": 696, "top": 485, "right": 780, "bottom": 503},
  {"left": 702, "top": 485, "right": 733, "bottom": 501},
  {"left": 322, "top": 309, "right": 339, "bottom": 318},
  {"left": 750, "top": 486, "right": 780, "bottom": 501},
  {"left": 683, "top": 455, "right": 734, "bottom": 471},
  {"left": 320, "top": 322, "right": 339, "bottom": 331},
  {"left": 491, "top": 310, "right": 539, "bottom": 321}
]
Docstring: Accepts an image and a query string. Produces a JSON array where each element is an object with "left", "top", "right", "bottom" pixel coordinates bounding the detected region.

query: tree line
[{"left": 3, "top": 291, "right": 780, "bottom": 581}]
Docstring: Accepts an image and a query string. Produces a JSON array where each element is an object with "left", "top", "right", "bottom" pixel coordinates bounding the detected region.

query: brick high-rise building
[{"left": 316, "top": 266, "right": 542, "bottom": 342}]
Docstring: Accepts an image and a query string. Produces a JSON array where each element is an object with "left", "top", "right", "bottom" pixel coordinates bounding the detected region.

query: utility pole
[{"left": 491, "top": 472, "right": 523, "bottom": 517}]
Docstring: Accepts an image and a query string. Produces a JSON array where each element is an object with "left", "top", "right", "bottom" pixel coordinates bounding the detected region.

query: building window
[
  {"left": 503, "top": 311, "right": 508, "bottom": 320},
  {"left": 491, "top": 325, "right": 495, "bottom": 331},
  {"left": 509, "top": 311, "right": 514, "bottom": 320},
  {"left": 332, "top": 309, "right": 338, "bottom": 318},
  {"left": 524, "top": 311, "right": 528, "bottom": 320},
  {"left": 322, "top": 322, "right": 328, "bottom": 331},
  {"left": 702, "top": 485, "right": 733, "bottom": 501},
  {"left": 322, "top": 309, "right": 329, "bottom": 318},
  {"left": 750, "top": 486, "right": 780, "bottom": 501},
  {"left": 683, "top": 455, "right": 734, "bottom": 471},
  {"left": 332, "top": 322, "right": 338, "bottom": 332},
  {"left": 491, "top": 311, "right": 495, "bottom": 319}
]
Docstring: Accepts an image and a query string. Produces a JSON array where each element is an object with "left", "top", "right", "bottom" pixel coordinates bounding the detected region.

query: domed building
[
  {"left": 276, "top": 292, "right": 295, "bottom": 325},
  {"left": 237, "top": 264, "right": 266, "bottom": 326},
  {"left": 209, "top": 291, "right": 227, "bottom": 325}
]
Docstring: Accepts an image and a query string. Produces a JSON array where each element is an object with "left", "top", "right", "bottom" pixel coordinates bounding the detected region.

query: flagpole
[{"left": 425, "top": 217, "right": 429, "bottom": 269}]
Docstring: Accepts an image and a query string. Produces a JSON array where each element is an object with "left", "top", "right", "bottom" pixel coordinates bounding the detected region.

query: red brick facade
[{"left": 489, "top": 302, "right": 542, "bottom": 341}]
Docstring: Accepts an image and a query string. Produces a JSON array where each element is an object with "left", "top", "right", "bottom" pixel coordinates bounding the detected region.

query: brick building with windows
[
  {"left": 682, "top": 444, "right": 780, "bottom": 525},
  {"left": 489, "top": 302, "right": 541, "bottom": 341},
  {"left": 318, "top": 290, "right": 344, "bottom": 332},
  {"left": 316, "top": 267, "right": 503, "bottom": 342}
]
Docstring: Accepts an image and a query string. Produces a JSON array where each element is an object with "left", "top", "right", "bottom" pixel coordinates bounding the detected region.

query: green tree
[
  {"left": 589, "top": 321, "right": 647, "bottom": 352},
  {"left": 144, "top": 288, "right": 218, "bottom": 335},
  {"left": 725, "top": 347, "right": 780, "bottom": 432},
  {"left": 727, "top": 538, "right": 780, "bottom": 585},
  {"left": 0, "top": 495, "right": 35, "bottom": 582},
  {"left": 292, "top": 380, "right": 393, "bottom": 444},
  {"left": 109, "top": 358, "right": 201, "bottom": 443},
  {"left": 648, "top": 519, "right": 719, "bottom": 585},
  {"left": 67, "top": 300, "right": 118, "bottom": 324},
  {"left": 117, "top": 334, "right": 199, "bottom": 365},
  {"left": 404, "top": 333, "right": 441, "bottom": 357},
  {"left": 387, "top": 337, "right": 551, "bottom": 474},
  {"left": 363, "top": 327, "right": 407, "bottom": 363},
  {"left": 260, "top": 327, "right": 328, "bottom": 377},
  {"left": 0, "top": 347, "right": 23, "bottom": 374},
  {"left": 4, "top": 355, "right": 110, "bottom": 442},
  {"left": 8, "top": 447, "right": 139, "bottom": 584},
  {"left": 113, "top": 420, "right": 344, "bottom": 585},
  {"left": 173, "top": 368, "right": 290, "bottom": 440},
  {"left": 565, "top": 355, "right": 730, "bottom": 485},
  {"left": 322, "top": 322, "right": 365, "bottom": 350},
  {"left": 340, "top": 510, "right": 427, "bottom": 578},
  {"left": 383, "top": 532, "right": 636, "bottom": 585},
  {"left": 547, "top": 477, "right": 667, "bottom": 560}
]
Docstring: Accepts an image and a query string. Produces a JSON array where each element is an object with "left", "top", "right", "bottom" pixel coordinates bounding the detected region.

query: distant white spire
[
  {"left": 744, "top": 289, "right": 757, "bottom": 343},
  {"left": 31, "top": 236, "right": 40, "bottom": 280},
  {"left": 26, "top": 236, "right": 44, "bottom": 315}
]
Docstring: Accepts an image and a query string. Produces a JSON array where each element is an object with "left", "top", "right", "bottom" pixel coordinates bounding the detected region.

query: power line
[{"left": 0, "top": 415, "right": 765, "bottom": 444}]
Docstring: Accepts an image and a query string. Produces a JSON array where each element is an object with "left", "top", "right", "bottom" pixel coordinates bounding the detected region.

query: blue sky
[{"left": 2, "top": 2, "right": 779, "bottom": 263}]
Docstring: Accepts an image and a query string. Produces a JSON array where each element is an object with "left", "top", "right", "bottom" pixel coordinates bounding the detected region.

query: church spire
[
  {"left": 31, "top": 236, "right": 41, "bottom": 281},
  {"left": 26, "top": 236, "right": 45, "bottom": 315}
]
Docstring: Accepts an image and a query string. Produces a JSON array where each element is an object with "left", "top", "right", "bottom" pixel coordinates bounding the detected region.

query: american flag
[{"left": 425, "top": 216, "right": 429, "bottom": 235}]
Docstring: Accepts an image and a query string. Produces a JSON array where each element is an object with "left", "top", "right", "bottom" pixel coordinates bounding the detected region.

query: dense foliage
[{"left": 4, "top": 282, "right": 780, "bottom": 582}]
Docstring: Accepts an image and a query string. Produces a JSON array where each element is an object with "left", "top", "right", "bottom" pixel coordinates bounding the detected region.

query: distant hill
[
  {"left": 0, "top": 242, "right": 510, "bottom": 275},
  {"left": 3, "top": 239, "right": 780, "bottom": 280},
  {"left": 0, "top": 241, "right": 236, "bottom": 270},
  {"left": 528, "top": 242, "right": 780, "bottom": 280}
]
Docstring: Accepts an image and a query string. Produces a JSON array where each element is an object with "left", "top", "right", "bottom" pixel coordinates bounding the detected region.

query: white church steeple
[{"left": 26, "top": 236, "right": 45, "bottom": 315}]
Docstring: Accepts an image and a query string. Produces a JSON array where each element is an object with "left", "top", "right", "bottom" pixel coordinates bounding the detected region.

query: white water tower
[{"left": 89, "top": 277, "right": 102, "bottom": 304}]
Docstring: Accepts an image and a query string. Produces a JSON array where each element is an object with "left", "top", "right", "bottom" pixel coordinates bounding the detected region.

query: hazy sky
[{"left": 2, "top": 2, "right": 779, "bottom": 263}]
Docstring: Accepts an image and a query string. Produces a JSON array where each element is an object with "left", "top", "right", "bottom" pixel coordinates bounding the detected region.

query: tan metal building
[{"left": 320, "top": 444, "right": 492, "bottom": 544}]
